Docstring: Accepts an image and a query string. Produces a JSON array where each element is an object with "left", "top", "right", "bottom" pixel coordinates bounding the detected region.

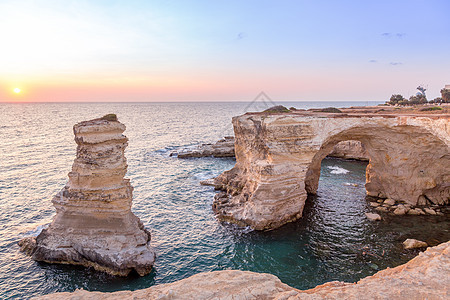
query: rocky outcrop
[
  {"left": 213, "top": 111, "right": 449, "bottom": 230},
  {"left": 328, "top": 140, "right": 369, "bottom": 161},
  {"left": 173, "top": 136, "right": 369, "bottom": 161},
  {"left": 34, "top": 241, "right": 450, "bottom": 299},
  {"left": 19, "top": 115, "right": 155, "bottom": 276},
  {"left": 173, "top": 136, "right": 235, "bottom": 158}
]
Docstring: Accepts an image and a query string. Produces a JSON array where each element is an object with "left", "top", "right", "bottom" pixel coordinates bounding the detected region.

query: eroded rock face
[
  {"left": 20, "top": 116, "right": 155, "bottom": 276},
  {"left": 213, "top": 112, "right": 449, "bottom": 230},
  {"left": 328, "top": 140, "right": 369, "bottom": 161},
  {"left": 34, "top": 241, "right": 450, "bottom": 299}
]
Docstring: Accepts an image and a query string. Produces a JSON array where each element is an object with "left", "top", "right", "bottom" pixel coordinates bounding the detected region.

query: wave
[{"left": 328, "top": 166, "right": 350, "bottom": 174}]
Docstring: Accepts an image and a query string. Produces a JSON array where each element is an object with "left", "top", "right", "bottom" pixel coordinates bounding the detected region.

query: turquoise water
[{"left": 0, "top": 102, "right": 448, "bottom": 299}]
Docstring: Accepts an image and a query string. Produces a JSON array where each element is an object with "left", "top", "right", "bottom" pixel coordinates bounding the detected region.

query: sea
[{"left": 0, "top": 101, "right": 448, "bottom": 299}]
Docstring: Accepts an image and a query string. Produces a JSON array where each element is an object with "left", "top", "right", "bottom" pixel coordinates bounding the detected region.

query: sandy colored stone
[
  {"left": 408, "top": 209, "right": 421, "bottom": 215},
  {"left": 375, "top": 206, "right": 389, "bottom": 212},
  {"left": 384, "top": 198, "right": 396, "bottom": 206},
  {"left": 369, "top": 202, "right": 380, "bottom": 207},
  {"left": 213, "top": 111, "right": 449, "bottom": 230},
  {"left": 328, "top": 140, "right": 369, "bottom": 161},
  {"left": 393, "top": 205, "right": 408, "bottom": 215},
  {"left": 365, "top": 212, "right": 381, "bottom": 221},
  {"left": 34, "top": 241, "right": 450, "bottom": 300},
  {"left": 403, "top": 239, "right": 428, "bottom": 249},
  {"left": 19, "top": 116, "right": 155, "bottom": 276},
  {"left": 423, "top": 207, "right": 437, "bottom": 215}
]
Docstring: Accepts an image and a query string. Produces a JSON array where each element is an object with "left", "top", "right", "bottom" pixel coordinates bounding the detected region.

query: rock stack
[{"left": 19, "top": 114, "right": 155, "bottom": 276}]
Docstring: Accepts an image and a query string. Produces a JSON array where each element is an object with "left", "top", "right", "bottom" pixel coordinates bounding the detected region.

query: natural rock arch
[{"left": 213, "top": 112, "right": 449, "bottom": 230}]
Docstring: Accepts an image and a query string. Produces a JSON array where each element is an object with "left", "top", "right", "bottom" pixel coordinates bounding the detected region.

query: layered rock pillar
[
  {"left": 20, "top": 115, "right": 155, "bottom": 276},
  {"left": 213, "top": 112, "right": 449, "bottom": 230}
]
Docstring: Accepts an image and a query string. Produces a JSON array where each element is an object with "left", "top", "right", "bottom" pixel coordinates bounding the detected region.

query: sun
[{"left": 13, "top": 88, "right": 21, "bottom": 94}]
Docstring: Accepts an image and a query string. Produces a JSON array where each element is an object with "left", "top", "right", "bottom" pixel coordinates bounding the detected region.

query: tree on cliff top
[
  {"left": 441, "top": 89, "right": 450, "bottom": 103},
  {"left": 408, "top": 94, "right": 428, "bottom": 105},
  {"left": 388, "top": 94, "right": 406, "bottom": 105}
]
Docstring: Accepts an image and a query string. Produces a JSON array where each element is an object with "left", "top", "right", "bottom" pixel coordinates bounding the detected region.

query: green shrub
[
  {"left": 317, "top": 107, "right": 343, "bottom": 113},
  {"left": 263, "top": 105, "right": 290, "bottom": 113},
  {"left": 101, "top": 114, "right": 118, "bottom": 121},
  {"left": 420, "top": 106, "right": 443, "bottom": 111}
]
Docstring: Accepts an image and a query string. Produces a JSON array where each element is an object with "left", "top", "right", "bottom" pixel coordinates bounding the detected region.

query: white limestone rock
[
  {"left": 19, "top": 115, "right": 155, "bottom": 276},
  {"left": 365, "top": 212, "right": 382, "bottom": 221},
  {"left": 403, "top": 239, "right": 428, "bottom": 249}
]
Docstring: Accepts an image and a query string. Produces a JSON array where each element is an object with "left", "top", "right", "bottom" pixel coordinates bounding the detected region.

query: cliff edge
[{"left": 34, "top": 241, "right": 449, "bottom": 299}]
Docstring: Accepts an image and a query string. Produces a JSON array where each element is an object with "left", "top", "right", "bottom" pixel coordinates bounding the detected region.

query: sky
[{"left": 0, "top": 0, "right": 449, "bottom": 102}]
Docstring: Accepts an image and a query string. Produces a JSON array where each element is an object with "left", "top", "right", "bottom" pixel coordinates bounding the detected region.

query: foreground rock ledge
[
  {"left": 213, "top": 111, "right": 449, "bottom": 230},
  {"left": 19, "top": 115, "right": 155, "bottom": 276},
  {"left": 34, "top": 241, "right": 450, "bottom": 299}
]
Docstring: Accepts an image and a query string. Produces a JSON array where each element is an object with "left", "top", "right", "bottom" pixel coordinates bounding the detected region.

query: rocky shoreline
[
  {"left": 34, "top": 241, "right": 450, "bottom": 299},
  {"left": 367, "top": 197, "right": 447, "bottom": 217}
]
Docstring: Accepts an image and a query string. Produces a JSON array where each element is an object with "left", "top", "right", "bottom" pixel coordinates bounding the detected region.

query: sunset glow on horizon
[{"left": 1, "top": 0, "right": 449, "bottom": 102}]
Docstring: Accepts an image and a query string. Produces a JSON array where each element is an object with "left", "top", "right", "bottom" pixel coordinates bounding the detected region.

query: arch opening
[{"left": 304, "top": 125, "right": 449, "bottom": 207}]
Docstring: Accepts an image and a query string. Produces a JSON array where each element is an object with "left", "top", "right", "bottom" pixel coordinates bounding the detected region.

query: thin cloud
[
  {"left": 389, "top": 62, "right": 403, "bottom": 66},
  {"left": 381, "top": 32, "right": 406, "bottom": 39},
  {"left": 369, "top": 59, "right": 377, "bottom": 63},
  {"left": 236, "top": 32, "right": 247, "bottom": 40}
]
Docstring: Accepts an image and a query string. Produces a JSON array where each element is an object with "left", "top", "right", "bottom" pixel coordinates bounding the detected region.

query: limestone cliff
[
  {"left": 34, "top": 241, "right": 450, "bottom": 299},
  {"left": 19, "top": 115, "right": 155, "bottom": 276},
  {"left": 213, "top": 111, "right": 449, "bottom": 230}
]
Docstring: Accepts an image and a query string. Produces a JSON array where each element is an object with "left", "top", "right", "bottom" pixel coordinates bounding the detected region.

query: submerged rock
[
  {"left": 403, "top": 239, "right": 428, "bottom": 249},
  {"left": 35, "top": 241, "right": 450, "bottom": 299},
  {"left": 19, "top": 116, "right": 155, "bottom": 276}
]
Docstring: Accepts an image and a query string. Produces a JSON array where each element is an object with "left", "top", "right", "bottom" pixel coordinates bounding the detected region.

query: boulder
[
  {"left": 393, "top": 205, "right": 408, "bottom": 215},
  {"left": 403, "top": 239, "right": 428, "bottom": 249},
  {"left": 365, "top": 212, "right": 382, "bottom": 221},
  {"left": 384, "top": 198, "right": 396, "bottom": 206},
  {"left": 423, "top": 208, "right": 437, "bottom": 215}
]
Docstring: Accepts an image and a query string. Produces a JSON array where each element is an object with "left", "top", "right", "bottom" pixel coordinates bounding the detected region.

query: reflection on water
[{"left": 0, "top": 102, "right": 448, "bottom": 299}]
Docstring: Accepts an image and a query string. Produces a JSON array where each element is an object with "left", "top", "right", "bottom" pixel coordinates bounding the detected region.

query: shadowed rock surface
[
  {"left": 19, "top": 116, "right": 155, "bottom": 276},
  {"left": 34, "top": 241, "right": 450, "bottom": 299}
]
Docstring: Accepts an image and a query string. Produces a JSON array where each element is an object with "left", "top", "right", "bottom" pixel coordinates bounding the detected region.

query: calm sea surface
[{"left": 0, "top": 101, "right": 448, "bottom": 299}]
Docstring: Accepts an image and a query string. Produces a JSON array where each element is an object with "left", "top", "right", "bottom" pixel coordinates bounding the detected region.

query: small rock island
[{"left": 19, "top": 115, "right": 155, "bottom": 276}]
